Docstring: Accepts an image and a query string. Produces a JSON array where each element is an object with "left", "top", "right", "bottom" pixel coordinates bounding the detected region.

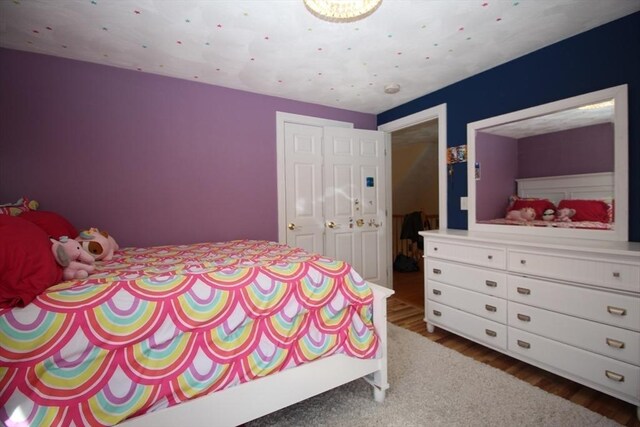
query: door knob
[
  {"left": 326, "top": 221, "right": 336, "bottom": 229},
  {"left": 287, "top": 223, "right": 296, "bottom": 230}
]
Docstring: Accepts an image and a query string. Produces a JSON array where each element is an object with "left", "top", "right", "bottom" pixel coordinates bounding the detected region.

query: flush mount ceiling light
[
  {"left": 384, "top": 83, "right": 401, "bottom": 94},
  {"left": 304, "top": 0, "right": 383, "bottom": 23}
]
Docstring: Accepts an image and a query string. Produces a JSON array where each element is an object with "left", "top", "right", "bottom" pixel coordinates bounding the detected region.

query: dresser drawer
[
  {"left": 428, "top": 281, "right": 507, "bottom": 323},
  {"left": 508, "top": 301, "right": 640, "bottom": 366},
  {"left": 428, "top": 301, "right": 506, "bottom": 350},
  {"left": 508, "top": 275, "right": 640, "bottom": 332},
  {"left": 426, "top": 240, "right": 506, "bottom": 269},
  {"left": 509, "top": 250, "right": 640, "bottom": 293},
  {"left": 509, "top": 328, "right": 640, "bottom": 401},
  {"left": 426, "top": 259, "right": 507, "bottom": 298}
]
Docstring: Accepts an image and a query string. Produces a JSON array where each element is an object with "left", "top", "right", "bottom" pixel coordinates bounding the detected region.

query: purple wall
[
  {"left": 0, "top": 48, "right": 376, "bottom": 247},
  {"left": 518, "top": 123, "right": 613, "bottom": 178},
  {"left": 475, "top": 132, "right": 518, "bottom": 221}
]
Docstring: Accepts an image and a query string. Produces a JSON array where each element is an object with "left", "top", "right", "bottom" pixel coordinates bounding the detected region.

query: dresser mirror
[{"left": 467, "top": 84, "right": 628, "bottom": 241}]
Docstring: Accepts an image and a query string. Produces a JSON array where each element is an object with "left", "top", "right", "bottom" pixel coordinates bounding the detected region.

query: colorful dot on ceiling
[
  {"left": 467, "top": 37, "right": 472, "bottom": 40},
  {"left": 32, "top": 30, "right": 39, "bottom": 34},
  {"left": 330, "top": 88, "right": 334, "bottom": 90},
  {"left": 422, "top": 25, "right": 426, "bottom": 29},
  {"left": 397, "top": 52, "right": 402, "bottom": 55},
  {"left": 217, "top": 24, "right": 222, "bottom": 28},
  {"left": 496, "top": 17, "right": 502, "bottom": 21},
  {"left": 387, "top": 34, "right": 392, "bottom": 38},
  {"left": 26, "top": 41, "right": 32, "bottom": 44},
  {"left": 185, "top": 19, "right": 191, "bottom": 23},
  {"left": 459, "top": 27, "right": 464, "bottom": 31},
  {"left": 251, "top": 58, "right": 255, "bottom": 61},
  {"left": 278, "top": 80, "right": 283, "bottom": 83},
  {"left": 177, "top": 40, "right": 182, "bottom": 44},
  {"left": 318, "top": 72, "right": 322, "bottom": 75},
  {"left": 425, "top": 56, "right": 430, "bottom": 59},
  {"left": 244, "top": 12, "right": 248, "bottom": 16},
  {"left": 205, "top": 42, "right": 210, "bottom": 46},
  {"left": 142, "top": 45, "right": 147, "bottom": 48},
  {"left": 134, "top": 10, "right": 140, "bottom": 14},
  {"left": 317, "top": 47, "right": 323, "bottom": 51},
  {"left": 62, "top": 45, "right": 67, "bottom": 48},
  {"left": 513, "top": 2, "right": 519, "bottom": 5},
  {"left": 194, "top": 76, "right": 198, "bottom": 79},
  {"left": 216, "top": 68, "right": 220, "bottom": 71},
  {"left": 264, "top": 36, "right": 269, "bottom": 40},
  {"left": 103, "top": 53, "right": 108, "bottom": 57},
  {"left": 434, "top": 43, "right": 438, "bottom": 46},
  {"left": 102, "top": 27, "right": 108, "bottom": 31},
  {"left": 137, "top": 68, "right": 142, "bottom": 71},
  {"left": 482, "top": 2, "right": 488, "bottom": 6},
  {"left": 91, "top": 0, "right": 97, "bottom": 4},
  {"left": 46, "top": 27, "right": 52, "bottom": 31}
]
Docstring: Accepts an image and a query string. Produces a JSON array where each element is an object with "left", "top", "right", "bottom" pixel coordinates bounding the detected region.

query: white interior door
[
  {"left": 283, "top": 123, "right": 325, "bottom": 255},
  {"left": 323, "top": 127, "right": 387, "bottom": 285}
]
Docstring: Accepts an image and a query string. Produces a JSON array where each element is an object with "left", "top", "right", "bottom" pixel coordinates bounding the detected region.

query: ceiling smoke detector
[{"left": 384, "top": 83, "right": 400, "bottom": 94}]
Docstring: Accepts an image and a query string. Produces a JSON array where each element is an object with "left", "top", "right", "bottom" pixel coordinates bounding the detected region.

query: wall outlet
[{"left": 460, "top": 196, "right": 468, "bottom": 210}]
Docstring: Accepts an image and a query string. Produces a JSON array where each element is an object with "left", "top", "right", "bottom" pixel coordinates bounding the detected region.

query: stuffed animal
[
  {"left": 76, "top": 228, "right": 119, "bottom": 261},
  {"left": 542, "top": 208, "right": 555, "bottom": 221},
  {"left": 505, "top": 207, "right": 536, "bottom": 222},
  {"left": 556, "top": 208, "right": 576, "bottom": 222},
  {"left": 51, "top": 236, "right": 96, "bottom": 280}
]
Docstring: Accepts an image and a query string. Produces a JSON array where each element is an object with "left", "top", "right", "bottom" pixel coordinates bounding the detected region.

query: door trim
[
  {"left": 276, "top": 112, "right": 353, "bottom": 245},
  {"left": 378, "top": 104, "right": 448, "bottom": 288}
]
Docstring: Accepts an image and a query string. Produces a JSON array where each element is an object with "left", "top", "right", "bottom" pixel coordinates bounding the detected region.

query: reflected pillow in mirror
[
  {"left": 508, "top": 197, "right": 556, "bottom": 220},
  {"left": 557, "top": 199, "right": 610, "bottom": 223}
]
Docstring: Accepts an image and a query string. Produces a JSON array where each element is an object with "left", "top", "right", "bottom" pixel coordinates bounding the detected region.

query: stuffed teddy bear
[
  {"left": 51, "top": 236, "right": 96, "bottom": 280},
  {"left": 542, "top": 208, "right": 555, "bottom": 221},
  {"left": 505, "top": 207, "right": 536, "bottom": 222},
  {"left": 76, "top": 228, "right": 119, "bottom": 261},
  {"left": 556, "top": 208, "right": 576, "bottom": 222}
]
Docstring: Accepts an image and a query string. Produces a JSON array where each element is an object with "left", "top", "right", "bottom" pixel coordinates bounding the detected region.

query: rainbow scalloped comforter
[{"left": 0, "top": 240, "right": 378, "bottom": 426}]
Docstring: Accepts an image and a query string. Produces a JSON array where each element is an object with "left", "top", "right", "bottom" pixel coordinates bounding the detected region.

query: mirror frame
[{"left": 467, "top": 84, "right": 628, "bottom": 242}]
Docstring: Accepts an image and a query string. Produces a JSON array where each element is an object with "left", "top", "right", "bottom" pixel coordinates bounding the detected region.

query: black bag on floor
[{"left": 393, "top": 253, "right": 419, "bottom": 272}]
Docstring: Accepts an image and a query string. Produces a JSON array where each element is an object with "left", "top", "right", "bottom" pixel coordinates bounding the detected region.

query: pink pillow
[
  {"left": 0, "top": 197, "right": 31, "bottom": 216},
  {"left": 557, "top": 199, "right": 610, "bottom": 223},
  {"left": 19, "top": 210, "right": 78, "bottom": 239},
  {"left": 0, "top": 215, "right": 62, "bottom": 308}
]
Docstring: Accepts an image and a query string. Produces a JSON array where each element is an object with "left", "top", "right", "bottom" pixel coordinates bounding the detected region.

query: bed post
[{"left": 367, "top": 283, "right": 394, "bottom": 402}]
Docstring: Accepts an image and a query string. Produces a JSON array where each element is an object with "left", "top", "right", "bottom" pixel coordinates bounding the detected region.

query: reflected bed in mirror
[{"left": 467, "top": 84, "right": 628, "bottom": 241}]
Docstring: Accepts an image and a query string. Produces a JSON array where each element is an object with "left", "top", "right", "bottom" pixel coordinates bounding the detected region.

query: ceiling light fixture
[
  {"left": 384, "top": 83, "right": 400, "bottom": 94},
  {"left": 304, "top": 0, "right": 383, "bottom": 23}
]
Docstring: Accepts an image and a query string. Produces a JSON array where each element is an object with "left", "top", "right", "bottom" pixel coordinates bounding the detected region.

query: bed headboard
[{"left": 516, "top": 172, "right": 614, "bottom": 205}]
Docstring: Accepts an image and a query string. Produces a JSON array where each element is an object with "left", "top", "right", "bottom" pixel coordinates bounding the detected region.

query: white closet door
[
  {"left": 283, "top": 123, "right": 325, "bottom": 255},
  {"left": 323, "top": 127, "right": 387, "bottom": 285}
]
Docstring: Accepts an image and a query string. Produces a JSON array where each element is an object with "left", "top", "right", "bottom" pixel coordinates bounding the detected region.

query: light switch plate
[{"left": 460, "top": 197, "right": 468, "bottom": 210}]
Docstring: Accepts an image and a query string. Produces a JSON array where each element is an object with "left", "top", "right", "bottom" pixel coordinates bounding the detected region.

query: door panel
[
  {"left": 284, "top": 123, "right": 324, "bottom": 255},
  {"left": 324, "top": 127, "right": 387, "bottom": 285}
]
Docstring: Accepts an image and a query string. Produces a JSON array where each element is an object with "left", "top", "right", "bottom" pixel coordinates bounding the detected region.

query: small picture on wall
[{"left": 447, "top": 145, "right": 467, "bottom": 164}]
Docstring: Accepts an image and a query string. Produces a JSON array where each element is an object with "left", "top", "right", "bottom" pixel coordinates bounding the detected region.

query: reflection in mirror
[{"left": 467, "top": 85, "right": 628, "bottom": 242}]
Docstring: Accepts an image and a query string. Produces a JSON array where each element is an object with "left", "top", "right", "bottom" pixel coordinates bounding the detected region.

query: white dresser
[{"left": 420, "top": 229, "right": 640, "bottom": 413}]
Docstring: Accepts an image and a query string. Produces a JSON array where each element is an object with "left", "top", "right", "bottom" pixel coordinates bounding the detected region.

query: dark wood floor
[{"left": 389, "top": 269, "right": 639, "bottom": 427}]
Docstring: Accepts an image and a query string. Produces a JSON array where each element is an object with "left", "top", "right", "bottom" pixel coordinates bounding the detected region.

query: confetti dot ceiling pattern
[{"left": 0, "top": 0, "right": 638, "bottom": 114}]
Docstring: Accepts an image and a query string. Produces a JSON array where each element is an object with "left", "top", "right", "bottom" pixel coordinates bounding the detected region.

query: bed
[
  {"left": 479, "top": 172, "right": 615, "bottom": 230},
  {"left": 0, "top": 239, "right": 393, "bottom": 427}
]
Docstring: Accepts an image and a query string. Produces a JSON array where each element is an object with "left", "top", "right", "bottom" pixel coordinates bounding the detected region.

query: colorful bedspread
[
  {"left": 0, "top": 240, "right": 378, "bottom": 426},
  {"left": 479, "top": 218, "right": 614, "bottom": 230}
]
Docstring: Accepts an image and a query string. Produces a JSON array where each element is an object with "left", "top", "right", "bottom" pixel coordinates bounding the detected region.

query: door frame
[
  {"left": 378, "top": 104, "right": 448, "bottom": 288},
  {"left": 275, "top": 112, "right": 353, "bottom": 245}
]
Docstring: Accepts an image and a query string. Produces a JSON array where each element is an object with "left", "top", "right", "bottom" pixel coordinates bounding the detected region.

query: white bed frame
[
  {"left": 120, "top": 284, "right": 394, "bottom": 427},
  {"left": 516, "top": 172, "right": 614, "bottom": 205}
]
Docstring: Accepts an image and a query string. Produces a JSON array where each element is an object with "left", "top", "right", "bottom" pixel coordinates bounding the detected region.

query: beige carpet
[{"left": 247, "top": 323, "right": 620, "bottom": 426}]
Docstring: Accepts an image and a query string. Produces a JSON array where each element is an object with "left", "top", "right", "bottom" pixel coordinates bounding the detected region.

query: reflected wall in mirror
[{"left": 467, "top": 84, "right": 628, "bottom": 241}]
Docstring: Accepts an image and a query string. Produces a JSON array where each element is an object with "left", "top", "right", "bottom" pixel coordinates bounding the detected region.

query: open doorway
[{"left": 390, "top": 119, "right": 439, "bottom": 307}]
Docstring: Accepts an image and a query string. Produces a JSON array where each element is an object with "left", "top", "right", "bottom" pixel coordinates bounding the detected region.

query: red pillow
[
  {"left": 557, "top": 199, "right": 610, "bottom": 223},
  {"left": 0, "top": 215, "right": 62, "bottom": 309},
  {"left": 19, "top": 211, "right": 78, "bottom": 239},
  {"left": 508, "top": 198, "right": 555, "bottom": 220}
]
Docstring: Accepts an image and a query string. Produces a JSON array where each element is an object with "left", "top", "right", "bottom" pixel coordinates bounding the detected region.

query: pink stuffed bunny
[
  {"left": 51, "top": 236, "right": 96, "bottom": 280},
  {"left": 555, "top": 208, "right": 576, "bottom": 222},
  {"left": 505, "top": 207, "right": 536, "bottom": 222}
]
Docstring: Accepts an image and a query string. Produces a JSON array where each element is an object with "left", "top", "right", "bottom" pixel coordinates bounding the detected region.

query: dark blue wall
[{"left": 378, "top": 12, "right": 640, "bottom": 242}]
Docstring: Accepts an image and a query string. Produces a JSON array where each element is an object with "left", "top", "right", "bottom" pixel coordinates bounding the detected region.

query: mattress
[{"left": 0, "top": 240, "right": 378, "bottom": 426}]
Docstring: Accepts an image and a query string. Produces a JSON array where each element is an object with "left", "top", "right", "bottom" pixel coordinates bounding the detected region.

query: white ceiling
[{"left": 1, "top": 0, "right": 638, "bottom": 114}]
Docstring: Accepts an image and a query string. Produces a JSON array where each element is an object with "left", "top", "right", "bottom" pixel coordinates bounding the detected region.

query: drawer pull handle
[
  {"left": 433, "top": 268, "right": 442, "bottom": 275},
  {"left": 517, "top": 287, "right": 531, "bottom": 295},
  {"left": 517, "top": 313, "right": 531, "bottom": 322},
  {"left": 432, "top": 289, "right": 442, "bottom": 296},
  {"left": 433, "top": 310, "right": 442, "bottom": 317},
  {"left": 605, "top": 370, "right": 625, "bottom": 382},
  {"left": 485, "top": 304, "right": 497, "bottom": 312},
  {"left": 487, "top": 255, "right": 493, "bottom": 260},
  {"left": 520, "top": 259, "right": 526, "bottom": 265},
  {"left": 485, "top": 280, "right": 497, "bottom": 288},
  {"left": 517, "top": 340, "right": 531, "bottom": 349},
  {"left": 606, "top": 338, "right": 625, "bottom": 349},
  {"left": 485, "top": 329, "right": 497, "bottom": 337},
  {"left": 607, "top": 306, "right": 627, "bottom": 316},
  {"left": 612, "top": 272, "right": 620, "bottom": 278}
]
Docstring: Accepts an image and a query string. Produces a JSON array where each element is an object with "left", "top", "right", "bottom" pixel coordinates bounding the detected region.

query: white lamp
[{"left": 304, "top": 0, "right": 383, "bottom": 23}]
